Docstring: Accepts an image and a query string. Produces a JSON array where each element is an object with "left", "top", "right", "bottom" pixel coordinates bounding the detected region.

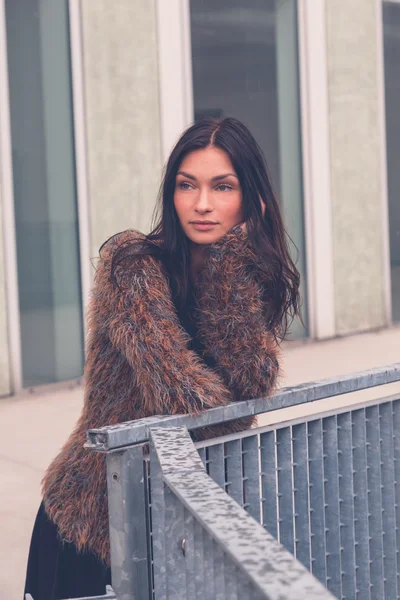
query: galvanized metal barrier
[
  {"left": 27, "top": 364, "right": 400, "bottom": 599},
  {"left": 87, "top": 363, "right": 400, "bottom": 600},
  {"left": 195, "top": 397, "right": 400, "bottom": 599}
]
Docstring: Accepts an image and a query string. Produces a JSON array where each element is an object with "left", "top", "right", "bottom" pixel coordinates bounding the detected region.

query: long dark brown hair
[{"left": 110, "top": 117, "right": 301, "bottom": 339}]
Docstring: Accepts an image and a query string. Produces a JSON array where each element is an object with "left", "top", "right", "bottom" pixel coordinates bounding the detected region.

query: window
[
  {"left": 383, "top": 0, "right": 400, "bottom": 322},
  {"left": 5, "top": 0, "right": 84, "bottom": 386},
  {"left": 189, "top": 0, "right": 307, "bottom": 337}
]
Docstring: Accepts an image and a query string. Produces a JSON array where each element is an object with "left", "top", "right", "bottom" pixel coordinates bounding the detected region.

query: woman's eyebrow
[
  {"left": 212, "top": 173, "right": 238, "bottom": 182},
  {"left": 177, "top": 171, "right": 196, "bottom": 181},
  {"left": 176, "top": 171, "right": 239, "bottom": 182}
]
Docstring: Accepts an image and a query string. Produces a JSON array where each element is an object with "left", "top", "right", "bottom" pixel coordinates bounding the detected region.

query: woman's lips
[{"left": 190, "top": 222, "right": 218, "bottom": 231}]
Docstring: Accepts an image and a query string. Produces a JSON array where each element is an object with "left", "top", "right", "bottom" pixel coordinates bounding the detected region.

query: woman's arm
[
  {"left": 93, "top": 230, "right": 232, "bottom": 416},
  {"left": 195, "top": 227, "right": 280, "bottom": 401}
]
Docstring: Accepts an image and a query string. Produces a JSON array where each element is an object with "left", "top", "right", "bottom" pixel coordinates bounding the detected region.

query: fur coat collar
[{"left": 42, "top": 227, "right": 280, "bottom": 564}]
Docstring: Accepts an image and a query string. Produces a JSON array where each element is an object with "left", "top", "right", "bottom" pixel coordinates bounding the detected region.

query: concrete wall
[
  {"left": 326, "top": 0, "right": 387, "bottom": 335},
  {"left": 0, "top": 199, "right": 11, "bottom": 396},
  {"left": 81, "top": 0, "right": 162, "bottom": 257}
]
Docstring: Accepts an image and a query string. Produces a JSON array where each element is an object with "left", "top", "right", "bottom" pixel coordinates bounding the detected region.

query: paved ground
[{"left": 2, "top": 325, "right": 399, "bottom": 600}]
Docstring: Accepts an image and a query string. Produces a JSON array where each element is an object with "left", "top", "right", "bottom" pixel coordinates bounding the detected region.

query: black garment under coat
[{"left": 24, "top": 502, "right": 111, "bottom": 600}]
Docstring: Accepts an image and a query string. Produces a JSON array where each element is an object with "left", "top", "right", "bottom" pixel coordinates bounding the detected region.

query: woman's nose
[{"left": 195, "top": 188, "right": 213, "bottom": 212}]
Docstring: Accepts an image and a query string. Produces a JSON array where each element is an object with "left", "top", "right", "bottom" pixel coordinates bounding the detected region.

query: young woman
[{"left": 24, "top": 117, "right": 300, "bottom": 599}]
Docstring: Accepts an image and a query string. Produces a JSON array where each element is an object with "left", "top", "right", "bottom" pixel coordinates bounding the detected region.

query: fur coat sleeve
[{"left": 195, "top": 226, "right": 280, "bottom": 400}]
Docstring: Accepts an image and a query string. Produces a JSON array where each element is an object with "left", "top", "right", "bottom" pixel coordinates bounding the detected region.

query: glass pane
[
  {"left": 383, "top": 2, "right": 400, "bottom": 323},
  {"left": 190, "top": 0, "right": 307, "bottom": 338},
  {"left": 5, "top": 0, "right": 84, "bottom": 386}
]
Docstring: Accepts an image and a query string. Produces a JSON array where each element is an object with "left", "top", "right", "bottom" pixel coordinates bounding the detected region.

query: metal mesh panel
[{"left": 194, "top": 397, "right": 400, "bottom": 600}]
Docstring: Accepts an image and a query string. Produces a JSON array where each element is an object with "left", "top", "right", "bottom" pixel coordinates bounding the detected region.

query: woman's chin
[{"left": 187, "top": 230, "right": 225, "bottom": 245}]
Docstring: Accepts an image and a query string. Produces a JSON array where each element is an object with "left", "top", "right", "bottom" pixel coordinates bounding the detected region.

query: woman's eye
[
  {"left": 178, "top": 181, "right": 193, "bottom": 190},
  {"left": 217, "top": 184, "right": 232, "bottom": 192}
]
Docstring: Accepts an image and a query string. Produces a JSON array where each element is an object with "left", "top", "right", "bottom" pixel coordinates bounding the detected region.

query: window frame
[
  {"left": 0, "top": 0, "right": 22, "bottom": 392},
  {"left": 297, "top": 0, "right": 335, "bottom": 339},
  {"left": 380, "top": 0, "right": 398, "bottom": 325},
  {"left": 68, "top": 0, "right": 92, "bottom": 339},
  {"left": 156, "top": 0, "right": 194, "bottom": 162}
]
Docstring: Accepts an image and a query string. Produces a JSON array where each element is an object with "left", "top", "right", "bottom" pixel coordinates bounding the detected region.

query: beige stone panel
[
  {"left": 0, "top": 198, "right": 10, "bottom": 396},
  {"left": 81, "top": 0, "right": 162, "bottom": 257},
  {"left": 326, "top": 0, "right": 386, "bottom": 334}
]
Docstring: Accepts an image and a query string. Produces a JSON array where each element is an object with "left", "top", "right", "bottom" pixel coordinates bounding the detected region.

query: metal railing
[
  {"left": 194, "top": 396, "right": 400, "bottom": 599},
  {"left": 26, "top": 363, "right": 400, "bottom": 599}
]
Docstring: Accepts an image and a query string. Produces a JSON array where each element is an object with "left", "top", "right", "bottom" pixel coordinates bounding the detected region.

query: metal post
[
  {"left": 149, "top": 430, "right": 188, "bottom": 600},
  {"left": 106, "top": 445, "right": 150, "bottom": 600}
]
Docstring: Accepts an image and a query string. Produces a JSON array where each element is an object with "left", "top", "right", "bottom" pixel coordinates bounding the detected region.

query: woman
[{"left": 24, "top": 117, "right": 300, "bottom": 599}]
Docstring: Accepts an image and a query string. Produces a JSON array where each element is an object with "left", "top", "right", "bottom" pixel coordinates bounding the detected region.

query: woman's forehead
[{"left": 178, "top": 146, "right": 236, "bottom": 178}]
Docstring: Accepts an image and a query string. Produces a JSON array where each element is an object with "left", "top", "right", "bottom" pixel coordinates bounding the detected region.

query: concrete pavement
[{"left": 1, "top": 325, "right": 399, "bottom": 599}]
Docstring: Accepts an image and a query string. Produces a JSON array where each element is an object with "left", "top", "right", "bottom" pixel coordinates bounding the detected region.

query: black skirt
[{"left": 24, "top": 502, "right": 111, "bottom": 600}]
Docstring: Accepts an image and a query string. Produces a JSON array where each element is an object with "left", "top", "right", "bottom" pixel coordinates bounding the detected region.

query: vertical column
[
  {"left": 80, "top": 0, "right": 162, "bottom": 256},
  {"left": 0, "top": 0, "right": 20, "bottom": 394},
  {"left": 326, "top": 0, "right": 388, "bottom": 334}
]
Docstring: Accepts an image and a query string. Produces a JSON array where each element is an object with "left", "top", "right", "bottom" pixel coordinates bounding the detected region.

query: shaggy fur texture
[
  {"left": 195, "top": 226, "right": 280, "bottom": 400},
  {"left": 42, "top": 228, "right": 280, "bottom": 565}
]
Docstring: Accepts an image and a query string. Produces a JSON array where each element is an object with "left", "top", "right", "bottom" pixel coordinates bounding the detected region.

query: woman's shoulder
[
  {"left": 96, "top": 229, "right": 167, "bottom": 287},
  {"left": 98, "top": 229, "right": 146, "bottom": 261}
]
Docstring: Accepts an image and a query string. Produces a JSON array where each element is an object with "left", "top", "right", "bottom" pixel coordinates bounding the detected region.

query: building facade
[{"left": 0, "top": 0, "right": 398, "bottom": 396}]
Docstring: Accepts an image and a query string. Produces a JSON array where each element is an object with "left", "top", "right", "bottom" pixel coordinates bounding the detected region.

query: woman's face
[{"left": 174, "top": 146, "right": 243, "bottom": 245}]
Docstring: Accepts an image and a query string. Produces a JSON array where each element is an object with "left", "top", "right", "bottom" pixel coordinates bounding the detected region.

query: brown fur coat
[{"left": 42, "top": 227, "right": 280, "bottom": 564}]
